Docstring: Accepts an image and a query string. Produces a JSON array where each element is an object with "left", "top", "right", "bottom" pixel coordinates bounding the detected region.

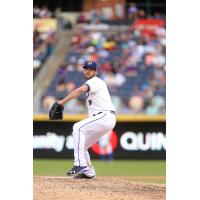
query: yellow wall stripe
[{"left": 33, "top": 114, "right": 166, "bottom": 122}]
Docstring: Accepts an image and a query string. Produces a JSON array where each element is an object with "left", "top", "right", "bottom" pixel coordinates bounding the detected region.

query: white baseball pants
[{"left": 72, "top": 111, "right": 116, "bottom": 167}]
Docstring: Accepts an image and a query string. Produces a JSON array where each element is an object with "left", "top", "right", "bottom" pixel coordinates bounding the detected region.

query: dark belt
[
  {"left": 110, "top": 110, "right": 115, "bottom": 115},
  {"left": 93, "top": 111, "right": 115, "bottom": 116}
]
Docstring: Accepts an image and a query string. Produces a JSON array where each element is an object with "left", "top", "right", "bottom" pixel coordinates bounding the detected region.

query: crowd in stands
[
  {"left": 33, "top": 5, "right": 57, "bottom": 79},
  {"left": 42, "top": 20, "right": 166, "bottom": 115},
  {"left": 77, "top": 3, "right": 164, "bottom": 25},
  {"left": 33, "top": 29, "right": 57, "bottom": 79},
  {"left": 33, "top": 5, "right": 54, "bottom": 18},
  {"left": 127, "top": 3, "right": 164, "bottom": 21}
]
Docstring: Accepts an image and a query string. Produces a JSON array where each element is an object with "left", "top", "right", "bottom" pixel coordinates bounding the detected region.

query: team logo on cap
[{"left": 87, "top": 61, "right": 93, "bottom": 65}]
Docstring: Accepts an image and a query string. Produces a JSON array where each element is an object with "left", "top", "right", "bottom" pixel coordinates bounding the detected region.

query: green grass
[{"left": 33, "top": 159, "right": 165, "bottom": 183}]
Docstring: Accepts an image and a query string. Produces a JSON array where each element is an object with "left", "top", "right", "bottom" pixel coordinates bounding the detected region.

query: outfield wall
[{"left": 33, "top": 115, "right": 166, "bottom": 160}]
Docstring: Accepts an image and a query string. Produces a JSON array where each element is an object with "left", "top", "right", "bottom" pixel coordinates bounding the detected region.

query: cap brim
[{"left": 83, "top": 66, "right": 96, "bottom": 70}]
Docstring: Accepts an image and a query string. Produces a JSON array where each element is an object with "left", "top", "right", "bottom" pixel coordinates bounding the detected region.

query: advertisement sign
[
  {"left": 132, "top": 19, "right": 165, "bottom": 38},
  {"left": 33, "top": 120, "right": 166, "bottom": 159},
  {"left": 33, "top": 19, "right": 57, "bottom": 32},
  {"left": 132, "top": 19, "right": 165, "bottom": 29}
]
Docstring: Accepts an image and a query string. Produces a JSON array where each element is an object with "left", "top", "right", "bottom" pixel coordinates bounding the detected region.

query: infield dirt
[{"left": 34, "top": 176, "right": 165, "bottom": 200}]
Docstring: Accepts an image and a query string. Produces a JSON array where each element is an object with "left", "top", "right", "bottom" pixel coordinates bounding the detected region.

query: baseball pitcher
[{"left": 49, "top": 61, "right": 116, "bottom": 179}]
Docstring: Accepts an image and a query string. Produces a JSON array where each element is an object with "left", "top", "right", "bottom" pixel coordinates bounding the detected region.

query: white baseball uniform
[{"left": 72, "top": 76, "right": 116, "bottom": 170}]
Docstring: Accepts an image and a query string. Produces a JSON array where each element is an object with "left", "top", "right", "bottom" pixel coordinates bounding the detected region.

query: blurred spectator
[
  {"left": 101, "top": 70, "right": 126, "bottom": 95},
  {"left": 33, "top": 5, "right": 40, "bottom": 18},
  {"left": 57, "top": 16, "right": 72, "bottom": 30},
  {"left": 115, "top": 3, "right": 124, "bottom": 20},
  {"left": 57, "top": 60, "right": 68, "bottom": 75},
  {"left": 99, "top": 131, "right": 113, "bottom": 161},
  {"left": 154, "top": 12, "right": 163, "bottom": 19},
  {"left": 33, "top": 5, "right": 53, "bottom": 18},
  {"left": 138, "top": 9, "right": 146, "bottom": 19},
  {"left": 55, "top": 78, "right": 68, "bottom": 99},
  {"left": 101, "top": 4, "right": 114, "bottom": 20},
  {"left": 128, "top": 95, "right": 144, "bottom": 113},
  {"left": 90, "top": 8, "right": 101, "bottom": 24},
  {"left": 128, "top": 86, "right": 144, "bottom": 113},
  {"left": 145, "top": 96, "right": 165, "bottom": 114},
  {"left": 42, "top": 96, "right": 56, "bottom": 112},
  {"left": 111, "top": 95, "right": 126, "bottom": 113},
  {"left": 128, "top": 3, "right": 138, "bottom": 20}
]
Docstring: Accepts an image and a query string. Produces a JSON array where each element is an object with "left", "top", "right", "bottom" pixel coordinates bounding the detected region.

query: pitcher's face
[{"left": 83, "top": 68, "right": 96, "bottom": 80}]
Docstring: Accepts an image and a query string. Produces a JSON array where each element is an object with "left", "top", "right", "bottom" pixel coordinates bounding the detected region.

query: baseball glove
[{"left": 49, "top": 102, "right": 64, "bottom": 120}]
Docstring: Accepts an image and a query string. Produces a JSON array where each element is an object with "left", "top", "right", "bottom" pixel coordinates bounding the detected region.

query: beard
[{"left": 83, "top": 73, "right": 95, "bottom": 80}]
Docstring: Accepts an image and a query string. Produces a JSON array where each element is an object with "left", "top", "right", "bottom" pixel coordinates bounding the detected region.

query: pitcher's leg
[
  {"left": 72, "top": 122, "right": 87, "bottom": 166},
  {"left": 74, "top": 130, "right": 107, "bottom": 179},
  {"left": 85, "top": 150, "right": 96, "bottom": 175},
  {"left": 85, "top": 150, "right": 92, "bottom": 168},
  {"left": 73, "top": 114, "right": 116, "bottom": 178},
  {"left": 85, "top": 130, "right": 106, "bottom": 150},
  {"left": 68, "top": 114, "right": 115, "bottom": 177},
  {"left": 72, "top": 118, "right": 100, "bottom": 167}
]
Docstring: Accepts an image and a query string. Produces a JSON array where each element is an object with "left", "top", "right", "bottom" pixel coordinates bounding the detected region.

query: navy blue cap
[{"left": 83, "top": 61, "right": 97, "bottom": 70}]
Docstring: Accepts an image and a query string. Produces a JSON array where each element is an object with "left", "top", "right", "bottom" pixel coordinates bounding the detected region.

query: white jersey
[{"left": 84, "top": 76, "right": 116, "bottom": 116}]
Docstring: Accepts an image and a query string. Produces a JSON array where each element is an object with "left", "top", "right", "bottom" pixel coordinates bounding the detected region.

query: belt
[
  {"left": 110, "top": 110, "right": 115, "bottom": 115},
  {"left": 93, "top": 111, "right": 115, "bottom": 116}
]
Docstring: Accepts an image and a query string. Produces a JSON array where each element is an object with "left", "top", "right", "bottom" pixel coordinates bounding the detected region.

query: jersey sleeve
[{"left": 84, "top": 78, "right": 100, "bottom": 93}]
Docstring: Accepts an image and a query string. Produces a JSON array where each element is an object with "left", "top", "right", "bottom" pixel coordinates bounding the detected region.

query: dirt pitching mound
[{"left": 34, "top": 176, "right": 165, "bottom": 200}]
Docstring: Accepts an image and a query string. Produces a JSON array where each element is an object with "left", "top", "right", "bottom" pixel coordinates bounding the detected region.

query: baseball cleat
[
  {"left": 73, "top": 168, "right": 96, "bottom": 179},
  {"left": 74, "top": 173, "right": 96, "bottom": 179},
  {"left": 67, "top": 166, "right": 88, "bottom": 177}
]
